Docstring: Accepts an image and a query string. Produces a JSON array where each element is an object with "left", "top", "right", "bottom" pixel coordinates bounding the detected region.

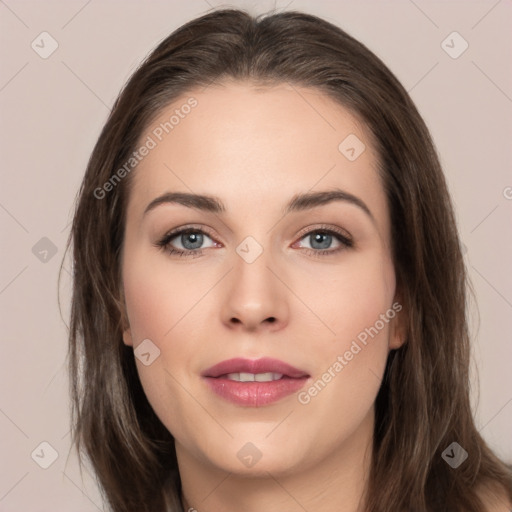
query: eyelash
[{"left": 155, "top": 224, "right": 354, "bottom": 259}]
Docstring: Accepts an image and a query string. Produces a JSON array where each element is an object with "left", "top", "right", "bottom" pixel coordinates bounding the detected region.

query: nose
[{"left": 220, "top": 247, "right": 289, "bottom": 333}]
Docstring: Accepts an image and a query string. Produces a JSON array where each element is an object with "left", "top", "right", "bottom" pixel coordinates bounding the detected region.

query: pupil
[
  {"left": 312, "top": 233, "right": 331, "bottom": 250},
  {"left": 182, "top": 232, "right": 203, "bottom": 250}
]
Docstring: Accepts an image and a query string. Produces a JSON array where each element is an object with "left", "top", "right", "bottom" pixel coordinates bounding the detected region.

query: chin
[
  {"left": 212, "top": 450, "right": 303, "bottom": 477},
  {"left": 194, "top": 432, "right": 308, "bottom": 477}
]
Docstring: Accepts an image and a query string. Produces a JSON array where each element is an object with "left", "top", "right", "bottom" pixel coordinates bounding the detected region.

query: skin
[{"left": 121, "top": 81, "right": 406, "bottom": 511}]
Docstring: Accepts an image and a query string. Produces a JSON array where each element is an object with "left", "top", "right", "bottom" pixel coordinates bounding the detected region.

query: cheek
[
  {"left": 122, "top": 271, "right": 194, "bottom": 439},
  {"left": 302, "top": 250, "right": 396, "bottom": 344},
  {"left": 123, "top": 251, "right": 209, "bottom": 343},
  {"left": 301, "top": 252, "right": 395, "bottom": 406},
  {"left": 297, "top": 275, "right": 395, "bottom": 447},
  {"left": 121, "top": 254, "right": 211, "bottom": 430},
  {"left": 123, "top": 275, "right": 174, "bottom": 342}
]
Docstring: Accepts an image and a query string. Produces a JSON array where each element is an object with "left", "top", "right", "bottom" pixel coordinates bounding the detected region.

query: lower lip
[{"left": 203, "top": 376, "right": 309, "bottom": 406}]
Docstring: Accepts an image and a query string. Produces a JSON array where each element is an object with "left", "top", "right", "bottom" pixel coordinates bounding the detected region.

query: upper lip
[{"left": 202, "top": 357, "right": 309, "bottom": 379}]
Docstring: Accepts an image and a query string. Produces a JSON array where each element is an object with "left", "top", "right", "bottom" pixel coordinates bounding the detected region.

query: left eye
[{"left": 297, "top": 231, "right": 342, "bottom": 251}]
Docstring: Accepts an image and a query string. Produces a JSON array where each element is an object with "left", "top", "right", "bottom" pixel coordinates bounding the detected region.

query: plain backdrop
[{"left": 0, "top": 0, "right": 511, "bottom": 510}]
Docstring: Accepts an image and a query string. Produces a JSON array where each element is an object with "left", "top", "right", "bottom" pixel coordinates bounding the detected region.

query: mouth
[
  {"left": 220, "top": 372, "right": 285, "bottom": 382},
  {"left": 201, "top": 357, "right": 310, "bottom": 407}
]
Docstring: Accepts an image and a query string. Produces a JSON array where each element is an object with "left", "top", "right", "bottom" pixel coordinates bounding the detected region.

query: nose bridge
[{"left": 220, "top": 234, "right": 288, "bottom": 330}]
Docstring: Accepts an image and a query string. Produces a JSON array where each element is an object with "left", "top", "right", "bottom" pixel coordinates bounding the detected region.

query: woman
[{"left": 64, "top": 8, "right": 512, "bottom": 511}]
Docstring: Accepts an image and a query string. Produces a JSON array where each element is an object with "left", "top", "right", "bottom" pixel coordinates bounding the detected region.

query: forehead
[{"left": 127, "top": 81, "right": 388, "bottom": 234}]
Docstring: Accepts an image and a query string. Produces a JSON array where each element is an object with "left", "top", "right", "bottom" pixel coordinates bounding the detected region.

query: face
[{"left": 121, "top": 81, "right": 404, "bottom": 477}]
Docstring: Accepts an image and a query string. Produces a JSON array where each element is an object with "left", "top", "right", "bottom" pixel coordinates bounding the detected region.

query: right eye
[{"left": 155, "top": 227, "right": 219, "bottom": 258}]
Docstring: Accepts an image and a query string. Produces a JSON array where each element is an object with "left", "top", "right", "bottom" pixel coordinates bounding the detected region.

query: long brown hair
[{"left": 63, "top": 8, "right": 512, "bottom": 511}]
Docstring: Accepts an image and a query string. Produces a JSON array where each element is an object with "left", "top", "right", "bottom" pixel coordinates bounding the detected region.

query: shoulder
[{"left": 476, "top": 482, "right": 512, "bottom": 512}]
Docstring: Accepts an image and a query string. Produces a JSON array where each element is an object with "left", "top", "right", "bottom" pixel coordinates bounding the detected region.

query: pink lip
[
  {"left": 201, "top": 357, "right": 310, "bottom": 407},
  {"left": 202, "top": 357, "right": 309, "bottom": 378}
]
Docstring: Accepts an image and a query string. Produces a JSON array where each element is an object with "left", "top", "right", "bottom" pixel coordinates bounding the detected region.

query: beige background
[{"left": 0, "top": 0, "right": 511, "bottom": 510}]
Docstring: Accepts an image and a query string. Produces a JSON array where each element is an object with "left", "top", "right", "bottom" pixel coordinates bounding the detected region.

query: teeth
[
  {"left": 226, "top": 372, "right": 284, "bottom": 382},
  {"left": 254, "top": 372, "right": 283, "bottom": 382}
]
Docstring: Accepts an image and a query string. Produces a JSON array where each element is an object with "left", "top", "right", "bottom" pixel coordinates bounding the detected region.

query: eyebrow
[{"left": 143, "top": 189, "right": 374, "bottom": 222}]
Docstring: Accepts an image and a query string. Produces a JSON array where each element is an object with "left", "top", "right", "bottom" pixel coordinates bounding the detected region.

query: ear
[
  {"left": 119, "top": 280, "right": 133, "bottom": 347},
  {"left": 388, "top": 291, "right": 407, "bottom": 350},
  {"left": 123, "top": 328, "right": 134, "bottom": 347}
]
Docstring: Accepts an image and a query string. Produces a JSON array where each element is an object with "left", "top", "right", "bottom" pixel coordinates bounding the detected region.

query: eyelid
[
  {"left": 155, "top": 223, "right": 354, "bottom": 257},
  {"left": 158, "top": 224, "right": 219, "bottom": 243},
  {"left": 294, "top": 223, "right": 352, "bottom": 243}
]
